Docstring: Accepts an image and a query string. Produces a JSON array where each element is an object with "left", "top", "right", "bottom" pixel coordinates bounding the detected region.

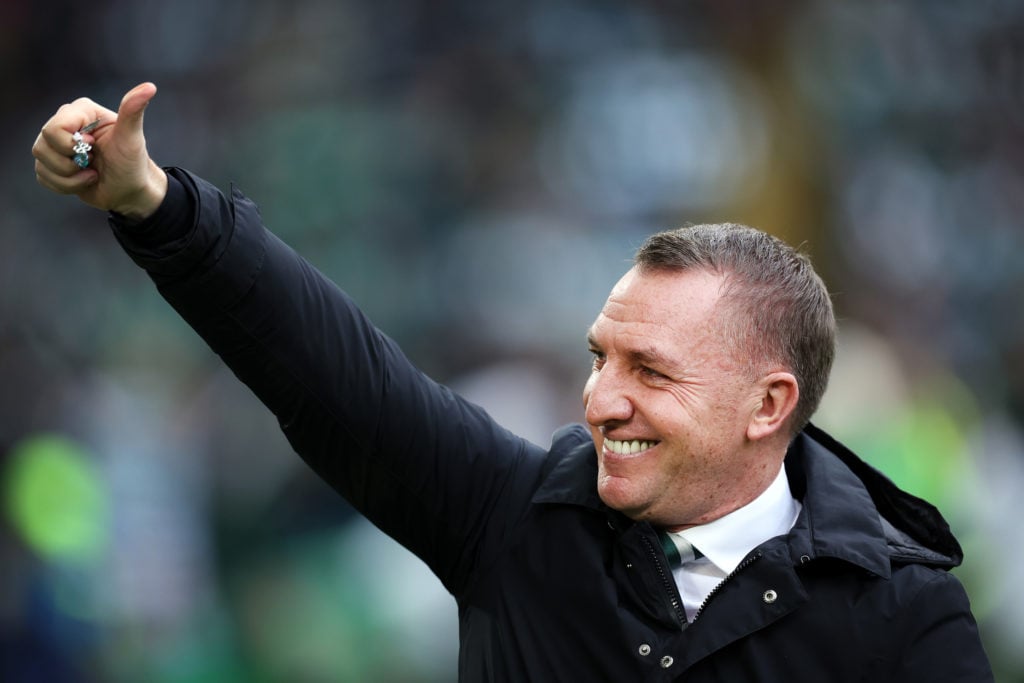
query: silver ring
[{"left": 72, "top": 119, "right": 101, "bottom": 169}]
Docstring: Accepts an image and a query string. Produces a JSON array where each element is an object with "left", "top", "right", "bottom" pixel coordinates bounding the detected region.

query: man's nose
[{"left": 584, "top": 367, "right": 634, "bottom": 427}]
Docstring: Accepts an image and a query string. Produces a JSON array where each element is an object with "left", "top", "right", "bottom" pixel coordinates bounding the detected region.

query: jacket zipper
[
  {"left": 691, "top": 550, "right": 763, "bottom": 623},
  {"left": 641, "top": 533, "right": 688, "bottom": 628}
]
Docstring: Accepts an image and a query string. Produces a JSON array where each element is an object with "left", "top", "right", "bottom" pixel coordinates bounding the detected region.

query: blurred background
[{"left": 3, "top": 0, "right": 1023, "bottom": 680}]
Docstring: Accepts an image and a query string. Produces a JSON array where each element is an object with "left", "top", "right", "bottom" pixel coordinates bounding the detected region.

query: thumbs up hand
[{"left": 32, "top": 82, "right": 168, "bottom": 221}]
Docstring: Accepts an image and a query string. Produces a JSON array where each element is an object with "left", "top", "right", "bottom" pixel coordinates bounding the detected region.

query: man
[{"left": 33, "top": 83, "right": 993, "bottom": 681}]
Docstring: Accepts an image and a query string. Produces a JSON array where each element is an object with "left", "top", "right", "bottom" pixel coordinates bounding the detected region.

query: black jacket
[{"left": 112, "top": 168, "right": 993, "bottom": 681}]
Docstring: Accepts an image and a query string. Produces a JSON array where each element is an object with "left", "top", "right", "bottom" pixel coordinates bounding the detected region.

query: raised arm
[{"left": 32, "top": 84, "right": 552, "bottom": 595}]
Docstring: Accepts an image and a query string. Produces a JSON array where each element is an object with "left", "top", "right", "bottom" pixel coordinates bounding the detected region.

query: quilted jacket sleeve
[{"left": 110, "top": 168, "right": 547, "bottom": 595}]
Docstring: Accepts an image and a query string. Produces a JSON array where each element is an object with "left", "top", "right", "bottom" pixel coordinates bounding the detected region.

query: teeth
[{"left": 604, "top": 439, "right": 656, "bottom": 455}]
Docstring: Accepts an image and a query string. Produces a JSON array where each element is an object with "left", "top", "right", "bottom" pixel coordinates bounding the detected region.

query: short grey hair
[{"left": 634, "top": 223, "right": 836, "bottom": 435}]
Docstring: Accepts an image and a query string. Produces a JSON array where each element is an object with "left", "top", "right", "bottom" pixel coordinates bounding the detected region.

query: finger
[
  {"left": 113, "top": 82, "right": 157, "bottom": 139},
  {"left": 35, "top": 159, "right": 96, "bottom": 195},
  {"left": 69, "top": 98, "right": 117, "bottom": 133},
  {"left": 32, "top": 132, "right": 84, "bottom": 176},
  {"left": 35, "top": 168, "right": 72, "bottom": 195},
  {"left": 40, "top": 99, "right": 118, "bottom": 151},
  {"left": 62, "top": 97, "right": 118, "bottom": 134}
]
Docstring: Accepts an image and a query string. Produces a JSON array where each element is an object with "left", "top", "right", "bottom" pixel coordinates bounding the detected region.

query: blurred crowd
[{"left": 2, "top": 0, "right": 1023, "bottom": 680}]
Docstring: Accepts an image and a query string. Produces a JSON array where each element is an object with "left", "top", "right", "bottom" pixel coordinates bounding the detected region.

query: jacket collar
[
  {"left": 532, "top": 422, "right": 963, "bottom": 576},
  {"left": 783, "top": 428, "right": 893, "bottom": 578},
  {"left": 797, "top": 424, "right": 963, "bottom": 571}
]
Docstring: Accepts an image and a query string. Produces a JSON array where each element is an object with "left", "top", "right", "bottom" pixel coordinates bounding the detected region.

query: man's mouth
[{"left": 603, "top": 438, "right": 658, "bottom": 455}]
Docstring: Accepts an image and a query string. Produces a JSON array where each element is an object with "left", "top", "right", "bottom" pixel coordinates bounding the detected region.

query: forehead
[{"left": 591, "top": 267, "right": 727, "bottom": 347}]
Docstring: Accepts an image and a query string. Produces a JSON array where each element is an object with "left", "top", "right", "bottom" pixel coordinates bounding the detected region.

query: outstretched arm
[{"left": 32, "top": 85, "right": 548, "bottom": 595}]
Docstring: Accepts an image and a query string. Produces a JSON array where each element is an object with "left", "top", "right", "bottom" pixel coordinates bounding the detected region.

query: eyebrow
[{"left": 586, "top": 329, "right": 677, "bottom": 369}]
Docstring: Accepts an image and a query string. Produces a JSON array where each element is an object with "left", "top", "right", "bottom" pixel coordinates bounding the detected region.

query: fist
[{"left": 32, "top": 82, "right": 168, "bottom": 221}]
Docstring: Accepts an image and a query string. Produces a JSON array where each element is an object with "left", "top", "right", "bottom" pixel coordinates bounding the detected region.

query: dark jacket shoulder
[{"left": 794, "top": 424, "right": 963, "bottom": 573}]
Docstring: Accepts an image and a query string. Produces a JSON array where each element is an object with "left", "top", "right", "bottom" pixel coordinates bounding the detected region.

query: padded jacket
[{"left": 110, "top": 168, "right": 994, "bottom": 681}]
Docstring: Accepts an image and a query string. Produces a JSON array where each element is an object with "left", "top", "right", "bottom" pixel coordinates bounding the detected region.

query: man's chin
[{"left": 596, "top": 475, "right": 650, "bottom": 520}]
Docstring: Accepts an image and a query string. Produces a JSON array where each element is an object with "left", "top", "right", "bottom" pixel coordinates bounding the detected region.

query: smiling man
[
  {"left": 585, "top": 265, "right": 798, "bottom": 529},
  {"left": 33, "top": 83, "right": 993, "bottom": 681},
  {"left": 583, "top": 232, "right": 822, "bottom": 627}
]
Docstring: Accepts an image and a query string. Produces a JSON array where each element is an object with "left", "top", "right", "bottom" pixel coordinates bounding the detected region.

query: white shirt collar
[{"left": 668, "top": 463, "right": 801, "bottom": 575}]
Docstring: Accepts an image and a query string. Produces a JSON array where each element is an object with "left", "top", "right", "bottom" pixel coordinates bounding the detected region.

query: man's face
[{"left": 583, "top": 266, "right": 771, "bottom": 529}]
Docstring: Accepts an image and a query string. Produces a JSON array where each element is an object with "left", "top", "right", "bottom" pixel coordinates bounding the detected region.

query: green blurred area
[{"left": 4, "top": 435, "right": 108, "bottom": 564}]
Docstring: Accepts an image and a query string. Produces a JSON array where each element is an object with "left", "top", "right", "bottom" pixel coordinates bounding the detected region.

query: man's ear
[{"left": 747, "top": 372, "right": 799, "bottom": 442}]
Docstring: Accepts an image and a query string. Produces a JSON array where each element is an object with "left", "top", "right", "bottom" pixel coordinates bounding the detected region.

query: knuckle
[
  {"left": 35, "top": 173, "right": 56, "bottom": 192},
  {"left": 40, "top": 126, "right": 59, "bottom": 145},
  {"left": 31, "top": 135, "right": 49, "bottom": 158}
]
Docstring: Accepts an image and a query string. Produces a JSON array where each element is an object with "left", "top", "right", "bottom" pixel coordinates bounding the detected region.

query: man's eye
[
  {"left": 640, "top": 366, "right": 666, "bottom": 379},
  {"left": 589, "top": 350, "right": 605, "bottom": 369}
]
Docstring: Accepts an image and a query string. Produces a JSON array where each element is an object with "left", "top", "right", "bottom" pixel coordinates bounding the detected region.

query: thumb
[{"left": 115, "top": 82, "right": 157, "bottom": 137}]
